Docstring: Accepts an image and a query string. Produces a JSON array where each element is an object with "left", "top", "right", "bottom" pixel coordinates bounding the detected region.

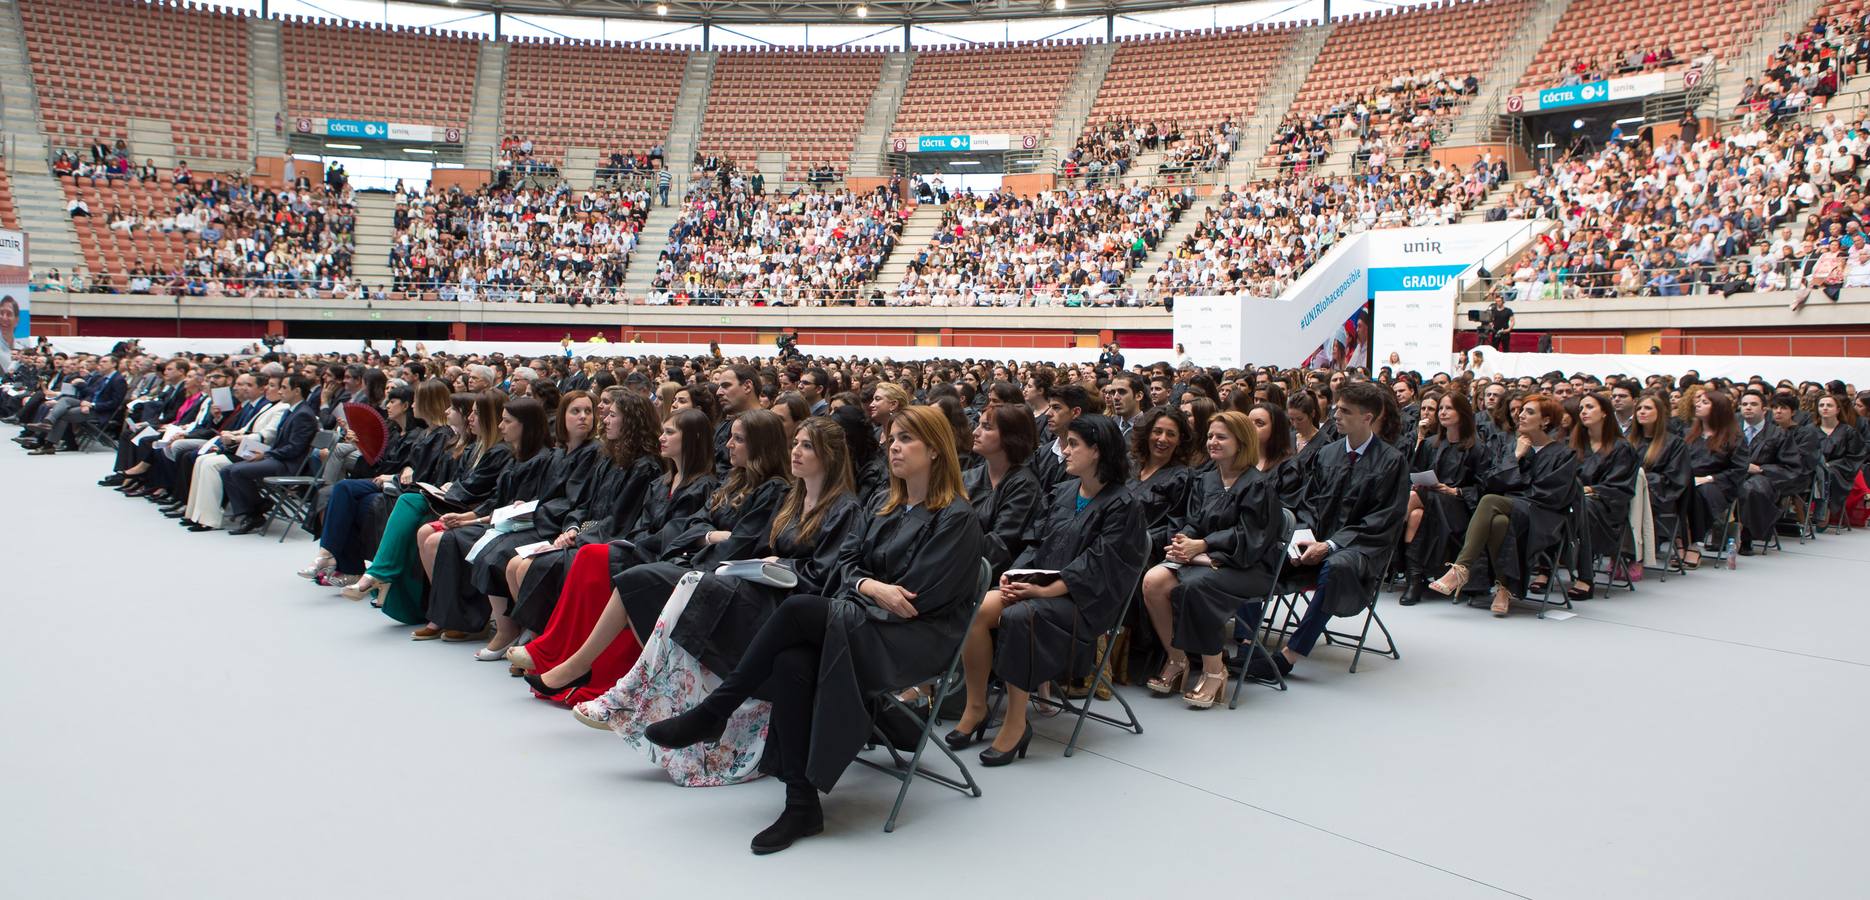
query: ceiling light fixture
[{"left": 856, "top": 4, "right": 868, "bottom": 17}]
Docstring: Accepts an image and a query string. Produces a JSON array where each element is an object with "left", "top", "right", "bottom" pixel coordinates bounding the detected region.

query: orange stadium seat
[
  {"left": 281, "top": 17, "right": 479, "bottom": 128},
  {"left": 1515, "top": 0, "right": 1779, "bottom": 93},
  {"left": 699, "top": 47, "right": 885, "bottom": 181},
  {"left": 891, "top": 41, "right": 1084, "bottom": 139},
  {"left": 500, "top": 39, "right": 688, "bottom": 163},
  {"left": 1090, "top": 25, "right": 1300, "bottom": 126}
]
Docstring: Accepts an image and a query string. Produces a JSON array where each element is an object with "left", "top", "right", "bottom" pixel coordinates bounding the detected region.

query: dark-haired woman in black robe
[
  {"left": 423, "top": 441, "right": 555, "bottom": 639},
  {"left": 643, "top": 407, "right": 985, "bottom": 854},
  {"left": 1631, "top": 395, "right": 1691, "bottom": 559},
  {"left": 1816, "top": 396, "right": 1865, "bottom": 524},
  {"left": 1122, "top": 409, "right": 1195, "bottom": 681},
  {"left": 949, "top": 416, "right": 1146, "bottom": 764},
  {"left": 963, "top": 408, "right": 1043, "bottom": 576},
  {"left": 1566, "top": 424, "right": 1639, "bottom": 601},
  {"left": 508, "top": 451, "right": 662, "bottom": 633},
  {"left": 1398, "top": 426, "right": 1487, "bottom": 605},
  {"left": 1140, "top": 412, "right": 1282, "bottom": 709},
  {"left": 467, "top": 427, "right": 605, "bottom": 657}
]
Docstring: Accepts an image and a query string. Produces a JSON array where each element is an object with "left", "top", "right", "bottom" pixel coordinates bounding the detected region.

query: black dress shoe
[
  {"left": 644, "top": 705, "right": 730, "bottom": 749},
  {"left": 1246, "top": 650, "right": 1293, "bottom": 681},
  {"left": 187, "top": 523, "right": 215, "bottom": 532},
  {"left": 1565, "top": 584, "right": 1595, "bottom": 601},
  {"left": 943, "top": 721, "right": 987, "bottom": 751},
  {"left": 163, "top": 508, "right": 187, "bottom": 519},
  {"left": 226, "top": 516, "right": 264, "bottom": 536},
  {"left": 978, "top": 721, "right": 1034, "bottom": 767},
  {"left": 28, "top": 445, "right": 56, "bottom": 455},
  {"left": 99, "top": 473, "right": 126, "bottom": 487},
  {"left": 1737, "top": 543, "right": 1756, "bottom": 557},
  {"left": 522, "top": 670, "right": 592, "bottom": 696},
  {"left": 750, "top": 792, "right": 824, "bottom": 855}
]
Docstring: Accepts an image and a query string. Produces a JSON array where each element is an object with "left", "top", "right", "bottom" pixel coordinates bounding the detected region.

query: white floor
[{"left": 3, "top": 442, "right": 1867, "bottom": 899}]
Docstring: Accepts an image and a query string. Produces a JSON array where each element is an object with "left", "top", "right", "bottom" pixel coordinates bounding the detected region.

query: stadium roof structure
[{"left": 413, "top": 0, "right": 1257, "bottom": 27}]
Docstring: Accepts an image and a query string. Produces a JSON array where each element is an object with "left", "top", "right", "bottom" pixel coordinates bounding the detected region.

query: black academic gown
[
  {"left": 357, "top": 426, "right": 461, "bottom": 558},
  {"left": 612, "top": 473, "right": 722, "bottom": 574},
  {"left": 1819, "top": 423, "right": 1866, "bottom": 507},
  {"left": 993, "top": 480, "right": 1145, "bottom": 690},
  {"left": 673, "top": 493, "right": 862, "bottom": 676},
  {"left": 1633, "top": 433, "right": 1691, "bottom": 528},
  {"left": 962, "top": 462, "right": 1042, "bottom": 576},
  {"left": 427, "top": 449, "right": 554, "bottom": 633},
  {"left": 511, "top": 454, "right": 664, "bottom": 633},
  {"left": 1403, "top": 436, "right": 1488, "bottom": 574},
  {"left": 1164, "top": 466, "right": 1282, "bottom": 656},
  {"left": 1128, "top": 461, "right": 1192, "bottom": 556},
  {"left": 1685, "top": 432, "right": 1742, "bottom": 543},
  {"left": 1574, "top": 442, "right": 1639, "bottom": 569},
  {"left": 1293, "top": 437, "right": 1411, "bottom": 616},
  {"left": 1735, "top": 422, "right": 1807, "bottom": 542},
  {"left": 471, "top": 440, "right": 605, "bottom": 598},
  {"left": 614, "top": 477, "right": 790, "bottom": 639},
  {"left": 855, "top": 457, "right": 888, "bottom": 509},
  {"left": 794, "top": 498, "right": 984, "bottom": 792},
  {"left": 1463, "top": 440, "right": 1577, "bottom": 595}
]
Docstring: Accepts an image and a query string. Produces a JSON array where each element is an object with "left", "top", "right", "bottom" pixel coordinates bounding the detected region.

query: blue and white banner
[
  {"left": 912, "top": 134, "right": 1011, "bottom": 153},
  {"left": 325, "top": 119, "right": 440, "bottom": 143},
  {"left": 1532, "top": 72, "right": 1665, "bottom": 112}
]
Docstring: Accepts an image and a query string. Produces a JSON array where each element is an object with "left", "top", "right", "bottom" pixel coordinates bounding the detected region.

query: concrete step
[
  {"left": 351, "top": 193, "right": 398, "bottom": 284},
  {"left": 869, "top": 204, "right": 947, "bottom": 293}
]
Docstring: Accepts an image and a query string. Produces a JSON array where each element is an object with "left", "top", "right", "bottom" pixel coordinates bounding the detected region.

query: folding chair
[
  {"left": 1522, "top": 513, "right": 1575, "bottom": 619},
  {"left": 256, "top": 430, "right": 340, "bottom": 541},
  {"left": 1586, "top": 510, "right": 1636, "bottom": 594},
  {"left": 1229, "top": 508, "right": 1295, "bottom": 708},
  {"left": 1028, "top": 530, "right": 1150, "bottom": 755},
  {"left": 852, "top": 558, "right": 992, "bottom": 833},
  {"left": 1651, "top": 488, "right": 1692, "bottom": 582},
  {"left": 72, "top": 415, "right": 119, "bottom": 453},
  {"left": 1267, "top": 546, "right": 1400, "bottom": 673}
]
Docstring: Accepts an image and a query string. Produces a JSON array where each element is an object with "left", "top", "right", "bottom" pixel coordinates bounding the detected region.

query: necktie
[{"left": 1347, "top": 449, "right": 1361, "bottom": 466}]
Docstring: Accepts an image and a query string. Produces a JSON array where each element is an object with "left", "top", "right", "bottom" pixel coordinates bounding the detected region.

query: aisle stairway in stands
[
  {"left": 0, "top": 0, "right": 79, "bottom": 277},
  {"left": 662, "top": 52, "right": 717, "bottom": 198},
  {"left": 872, "top": 202, "right": 948, "bottom": 296},
  {"left": 1127, "top": 22, "right": 1331, "bottom": 291},
  {"left": 849, "top": 51, "right": 914, "bottom": 178},
  {"left": 1449, "top": 0, "right": 1573, "bottom": 143},
  {"left": 620, "top": 204, "right": 683, "bottom": 299},
  {"left": 249, "top": 15, "right": 288, "bottom": 160},
  {"left": 1041, "top": 42, "right": 1115, "bottom": 174},
  {"left": 352, "top": 192, "right": 396, "bottom": 289},
  {"left": 465, "top": 40, "right": 508, "bottom": 170}
]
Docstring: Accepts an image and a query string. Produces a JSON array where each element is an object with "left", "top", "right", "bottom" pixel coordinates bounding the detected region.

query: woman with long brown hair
[
  {"left": 1398, "top": 391, "right": 1488, "bottom": 605},
  {"left": 1429, "top": 394, "right": 1578, "bottom": 617},
  {"left": 1816, "top": 394, "right": 1864, "bottom": 526},
  {"left": 509, "top": 407, "right": 720, "bottom": 705},
  {"left": 1563, "top": 392, "right": 1639, "bottom": 600},
  {"left": 1683, "top": 387, "right": 1743, "bottom": 566},
  {"left": 572, "top": 415, "right": 865, "bottom": 786},
  {"left": 521, "top": 409, "right": 792, "bottom": 697},
  {"left": 963, "top": 401, "right": 1042, "bottom": 576},
  {"left": 643, "top": 404, "right": 985, "bottom": 854},
  {"left": 505, "top": 389, "right": 664, "bottom": 636},
  {"left": 1630, "top": 392, "right": 1691, "bottom": 552}
]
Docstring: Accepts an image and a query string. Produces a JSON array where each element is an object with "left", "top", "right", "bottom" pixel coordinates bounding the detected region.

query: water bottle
[{"left": 1724, "top": 537, "right": 1738, "bottom": 570}]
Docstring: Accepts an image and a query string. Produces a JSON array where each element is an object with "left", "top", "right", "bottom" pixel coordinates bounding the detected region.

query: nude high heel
[
  {"left": 1490, "top": 585, "right": 1512, "bottom": 617},
  {"left": 1428, "top": 563, "right": 1470, "bottom": 596},
  {"left": 1146, "top": 657, "right": 1189, "bottom": 695}
]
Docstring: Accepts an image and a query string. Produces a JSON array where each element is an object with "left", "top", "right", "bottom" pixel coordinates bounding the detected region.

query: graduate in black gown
[
  {"left": 829, "top": 404, "right": 887, "bottom": 507},
  {"left": 523, "top": 409, "right": 790, "bottom": 697},
  {"left": 1141, "top": 409, "right": 1283, "bottom": 706},
  {"left": 506, "top": 389, "right": 664, "bottom": 635},
  {"left": 1816, "top": 394, "right": 1865, "bottom": 524},
  {"left": 1732, "top": 392, "right": 1809, "bottom": 553},
  {"left": 1248, "top": 401, "right": 1305, "bottom": 511},
  {"left": 1398, "top": 392, "right": 1487, "bottom": 605},
  {"left": 949, "top": 415, "right": 1146, "bottom": 762},
  {"left": 1122, "top": 406, "right": 1197, "bottom": 678},
  {"left": 467, "top": 391, "right": 606, "bottom": 658},
  {"left": 1564, "top": 393, "right": 1639, "bottom": 600},
  {"left": 1428, "top": 393, "right": 1577, "bottom": 616},
  {"left": 962, "top": 402, "right": 1043, "bottom": 576},
  {"left": 1683, "top": 389, "right": 1744, "bottom": 565},
  {"left": 422, "top": 398, "right": 555, "bottom": 640},
  {"left": 644, "top": 405, "right": 985, "bottom": 855},
  {"left": 1630, "top": 393, "right": 1691, "bottom": 554}
]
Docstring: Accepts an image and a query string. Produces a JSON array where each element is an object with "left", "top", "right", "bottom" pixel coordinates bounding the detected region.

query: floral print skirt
[{"left": 574, "top": 570, "right": 770, "bottom": 787}]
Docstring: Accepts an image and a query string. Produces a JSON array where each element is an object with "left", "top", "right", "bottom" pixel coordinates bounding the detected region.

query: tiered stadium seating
[
  {"left": 62, "top": 179, "right": 198, "bottom": 287},
  {"left": 0, "top": 166, "right": 18, "bottom": 232},
  {"left": 1089, "top": 25, "right": 1300, "bottom": 126},
  {"left": 18, "top": 0, "right": 250, "bottom": 162},
  {"left": 281, "top": 18, "right": 479, "bottom": 128},
  {"left": 1515, "top": 0, "right": 1778, "bottom": 92},
  {"left": 891, "top": 41, "right": 1084, "bottom": 139},
  {"left": 500, "top": 40, "right": 689, "bottom": 163},
  {"left": 699, "top": 48, "right": 885, "bottom": 181},
  {"left": 1290, "top": 0, "right": 1530, "bottom": 115}
]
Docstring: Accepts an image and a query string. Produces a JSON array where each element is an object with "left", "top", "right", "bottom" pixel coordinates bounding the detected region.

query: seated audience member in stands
[{"left": 1428, "top": 394, "right": 1578, "bottom": 615}]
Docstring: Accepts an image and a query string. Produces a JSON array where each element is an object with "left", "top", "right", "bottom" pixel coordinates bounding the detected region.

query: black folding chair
[
  {"left": 256, "top": 430, "right": 340, "bottom": 541},
  {"left": 72, "top": 415, "right": 119, "bottom": 453},
  {"left": 1229, "top": 508, "right": 1295, "bottom": 707},
  {"left": 1650, "top": 485, "right": 1692, "bottom": 582},
  {"left": 853, "top": 558, "right": 992, "bottom": 833},
  {"left": 1028, "top": 531, "right": 1150, "bottom": 756},
  {"left": 1523, "top": 513, "right": 1575, "bottom": 619},
  {"left": 1267, "top": 546, "right": 1400, "bottom": 673},
  {"left": 1586, "top": 509, "right": 1636, "bottom": 595}
]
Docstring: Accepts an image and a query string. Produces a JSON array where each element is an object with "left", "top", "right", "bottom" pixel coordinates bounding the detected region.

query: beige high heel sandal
[
  {"left": 1428, "top": 563, "right": 1470, "bottom": 596},
  {"left": 1146, "top": 657, "right": 1189, "bottom": 695},
  {"left": 1182, "top": 670, "right": 1227, "bottom": 709}
]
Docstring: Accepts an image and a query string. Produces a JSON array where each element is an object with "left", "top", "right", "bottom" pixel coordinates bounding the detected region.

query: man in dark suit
[
  {"left": 1255, "top": 382, "right": 1410, "bottom": 678},
  {"left": 1733, "top": 391, "right": 1811, "bottom": 554},
  {"left": 30, "top": 355, "right": 126, "bottom": 454},
  {"left": 221, "top": 374, "right": 318, "bottom": 535}
]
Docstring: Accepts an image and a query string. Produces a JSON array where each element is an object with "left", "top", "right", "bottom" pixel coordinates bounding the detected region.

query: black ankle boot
[
  {"left": 1398, "top": 560, "right": 1427, "bottom": 606},
  {"left": 751, "top": 783, "right": 824, "bottom": 855},
  {"left": 643, "top": 705, "right": 730, "bottom": 749}
]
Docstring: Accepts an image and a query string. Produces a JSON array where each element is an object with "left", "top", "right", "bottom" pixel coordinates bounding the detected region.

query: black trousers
[
  {"left": 701, "top": 594, "right": 831, "bottom": 788},
  {"left": 222, "top": 457, "right": 289, "bottom": 518}
]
